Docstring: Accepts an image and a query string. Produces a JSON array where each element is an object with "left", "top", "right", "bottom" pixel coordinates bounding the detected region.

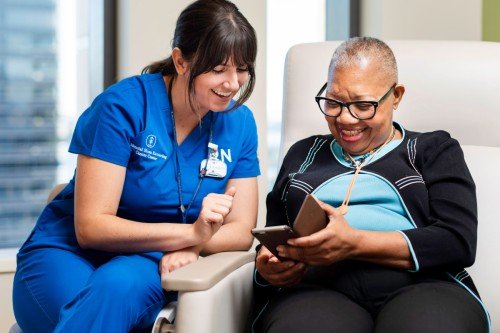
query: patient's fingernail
[{"left": 276, "top": 246, "right": 283, "bottom": 252}]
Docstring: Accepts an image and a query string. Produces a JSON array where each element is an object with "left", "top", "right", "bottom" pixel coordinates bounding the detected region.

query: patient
[{"left": 251, "top": 37, "right": 489, "bottom": 332}]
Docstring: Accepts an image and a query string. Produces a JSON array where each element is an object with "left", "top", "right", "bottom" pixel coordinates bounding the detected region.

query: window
[
  {"left": 266, "top": 0, "right": 360, "bottom": 189},
  {"left": 0, "top": 0, "right": 110, "bottom": 248},
  {"left": 266, "top": 0, "right": 325, "bottom": 189}
]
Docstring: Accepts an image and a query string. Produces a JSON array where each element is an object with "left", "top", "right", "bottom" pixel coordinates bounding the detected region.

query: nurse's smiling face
[{"left": 193, "top": 58, "right": 250, "bottom": 112}]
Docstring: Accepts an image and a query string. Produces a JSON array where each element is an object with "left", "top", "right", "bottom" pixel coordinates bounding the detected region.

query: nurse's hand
[
  {"left": 255, "top": 246, "right": 306, "bottom": 287},
  {"left": 160, "top": 246, "right": 200, "bottom": 275},
  {"left": 193, "top": 186, "right": 236, "bottom": 243}
]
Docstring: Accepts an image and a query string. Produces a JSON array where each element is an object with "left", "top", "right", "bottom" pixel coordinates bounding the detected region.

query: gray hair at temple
[{"left": 328, "top": 37, "right": 398, "bottom": 84}]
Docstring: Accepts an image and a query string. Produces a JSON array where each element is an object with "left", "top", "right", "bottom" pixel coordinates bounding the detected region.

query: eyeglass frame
[{"left": 314, "top": 83, "right": 397, "bottom": 120}]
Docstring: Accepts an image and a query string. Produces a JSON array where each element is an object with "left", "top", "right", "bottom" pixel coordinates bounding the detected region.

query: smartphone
[
  {"left": 251, "top": 195, "right": 328, "bottom": 260},
  {"left": 293, "top": 194, "right": 329, "bottom": 237},
  {"left": 251, "top": 225, "right": 296, "bottom": 261}
]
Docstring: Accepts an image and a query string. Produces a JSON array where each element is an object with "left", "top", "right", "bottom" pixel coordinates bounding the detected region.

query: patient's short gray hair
[{"left": 329, "top": 37, "right": 398, "bottom": 83}]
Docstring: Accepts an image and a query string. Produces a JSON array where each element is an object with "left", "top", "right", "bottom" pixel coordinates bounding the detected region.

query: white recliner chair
[
  {"left": 159, "top": 40, "right": 500, "bottom": 333},
  {"left": 280, "top": 40, "right": 500, "bottom": 332}
]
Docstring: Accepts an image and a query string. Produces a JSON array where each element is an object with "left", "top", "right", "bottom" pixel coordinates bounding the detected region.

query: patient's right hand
[{"left": 256, "top": 246, "right": 307, "bottom": 287}]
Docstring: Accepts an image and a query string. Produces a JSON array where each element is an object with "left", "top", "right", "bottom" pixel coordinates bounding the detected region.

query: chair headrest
[{"left": 280, "top": 41, "right": 500, "bottom": 160}]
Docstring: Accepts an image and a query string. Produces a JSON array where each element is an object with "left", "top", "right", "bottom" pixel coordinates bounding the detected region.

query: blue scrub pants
[{"left": 13, "top": 247, "right": 169, "bottom": 333}]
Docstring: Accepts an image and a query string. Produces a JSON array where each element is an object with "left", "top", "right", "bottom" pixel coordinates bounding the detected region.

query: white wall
[
  {"left": 0, "top": 250, "right": 17, "bottom": 332},
  {"left": 361, "top": 0, "right": 482, "bottom": 40},
  {"left": 117, "top": 0, "right": 268, "bottom": 227}
]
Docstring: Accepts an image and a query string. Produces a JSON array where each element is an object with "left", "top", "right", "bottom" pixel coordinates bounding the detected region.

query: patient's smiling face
[{"left": 325, "top": 58, "right": 404, "bottom": 155}]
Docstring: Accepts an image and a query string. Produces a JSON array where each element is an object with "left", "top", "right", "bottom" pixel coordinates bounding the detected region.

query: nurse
[{"left": 12, "top": 0, "right": 259, "bottom": 332}]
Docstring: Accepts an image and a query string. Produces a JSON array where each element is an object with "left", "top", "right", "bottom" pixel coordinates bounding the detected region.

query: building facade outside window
[{"left": 0, "top": 0, "right": 100, "bottom": 249}]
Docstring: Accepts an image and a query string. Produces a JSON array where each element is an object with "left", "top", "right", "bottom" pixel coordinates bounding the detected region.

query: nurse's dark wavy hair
[{"left": 142, "top": 0, "right": 257, "bottom": 112}]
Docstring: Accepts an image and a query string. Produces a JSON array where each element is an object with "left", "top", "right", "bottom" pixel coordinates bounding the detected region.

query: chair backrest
[{"left": 280, "top": 40, "right": 500, "bottom": 328}]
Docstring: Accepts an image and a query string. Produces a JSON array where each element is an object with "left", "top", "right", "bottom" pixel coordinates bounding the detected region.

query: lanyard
[
  {"left": 170, "top": 106, "right": 213, "bottom": 224},
  {"left": 338, "top": 126, "right": 396, "bottom": 215}
]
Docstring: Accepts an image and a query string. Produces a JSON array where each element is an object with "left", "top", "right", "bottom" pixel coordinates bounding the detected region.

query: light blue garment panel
[{"left": 314, "top": 172, "right": 414, "bottom": 231}]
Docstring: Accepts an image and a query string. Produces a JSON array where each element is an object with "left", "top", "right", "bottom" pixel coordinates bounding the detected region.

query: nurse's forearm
[
  {"left": 75, "top": 214, "right": 202, "bottom": 252},
  {"left": 200, "top": 222, "right": 254, "bottom": 255},
  {"left": 198, "top": 177, "right": 257, "bottom": 255}
]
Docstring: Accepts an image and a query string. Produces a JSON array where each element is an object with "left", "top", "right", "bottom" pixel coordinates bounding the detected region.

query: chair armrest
[{"left": 162, "top": 251, "right": 255, "bottom": 292}]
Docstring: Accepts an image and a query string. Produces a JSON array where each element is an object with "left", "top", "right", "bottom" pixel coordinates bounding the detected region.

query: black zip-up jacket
[{"left": 250, "top": 127, "right": 487, "bottom": 329}]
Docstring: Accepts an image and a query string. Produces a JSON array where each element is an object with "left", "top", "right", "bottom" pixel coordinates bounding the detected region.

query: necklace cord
[{"left": 339, "top": 126, "right": 396, "bottom": 214}]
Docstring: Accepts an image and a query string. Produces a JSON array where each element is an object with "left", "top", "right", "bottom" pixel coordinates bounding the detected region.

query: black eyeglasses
[{"left": 315, "top": 83, "right": 396, "bottom": 120}]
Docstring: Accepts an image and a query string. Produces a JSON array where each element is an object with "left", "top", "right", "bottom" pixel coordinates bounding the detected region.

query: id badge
[{"left": 200, "top": 158, "right": 227, "bottom": 178}]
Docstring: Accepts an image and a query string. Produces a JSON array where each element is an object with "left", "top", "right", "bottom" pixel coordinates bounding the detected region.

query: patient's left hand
[
  {"left": 277, "top": 201, "right": 358, "bottom": 265},
  {"left": 160, "top": 246, "right": 200, "bottom": 275}
]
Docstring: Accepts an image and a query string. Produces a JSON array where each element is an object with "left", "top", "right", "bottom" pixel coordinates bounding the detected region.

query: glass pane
[
  {"left": 266, "top": 0, "right": 325, "bottom": 189},
  {"left": 5, "top": 7, "right": 56, "bottom": 30},
  {"left": 0, "top": 0, "right": 94, "bottom": 248}
]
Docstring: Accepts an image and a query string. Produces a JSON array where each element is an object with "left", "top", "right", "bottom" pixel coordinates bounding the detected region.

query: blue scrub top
[{"left": 23, "top": 73, "right": 260, "bottom": 250}]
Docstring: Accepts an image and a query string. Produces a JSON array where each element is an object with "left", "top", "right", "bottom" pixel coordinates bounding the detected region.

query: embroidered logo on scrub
[
  {"left": 130, "top": 135, "right": 167, "bottom": 161},
  {"left": 146, "top": 135, "right": 157, "bottom": 148}
]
